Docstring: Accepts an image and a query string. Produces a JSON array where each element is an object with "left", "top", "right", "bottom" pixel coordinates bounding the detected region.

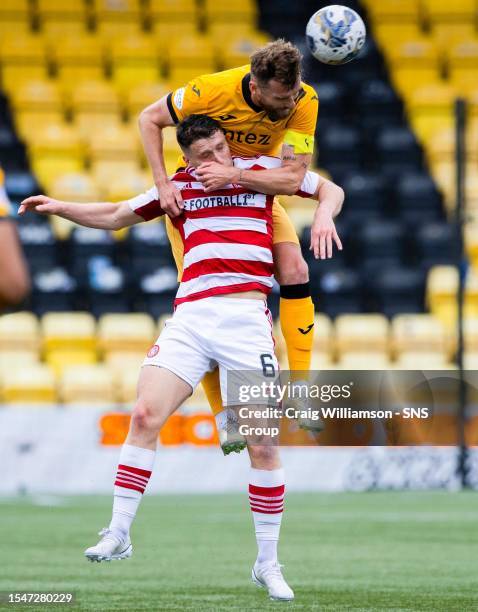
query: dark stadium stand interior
[{"left": 1, "top": 0, "right": 457, "bottom": 320}]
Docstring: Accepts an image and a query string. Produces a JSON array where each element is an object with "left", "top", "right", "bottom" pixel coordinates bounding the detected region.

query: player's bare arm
[
  {"left": 138, "top": 95, "right": 184, "bottom": 217},
  {"left": 196, "top": 145, "right": 311, "bottom": 195},
  {"left": 19, "top": 196, "right": 143, "bottom": 230},
  {"left": 0, "top": 220, "right": 30, "bottom": 308},
  {"left": 309, "top": 178, "right": 344, "bottom": 260}
]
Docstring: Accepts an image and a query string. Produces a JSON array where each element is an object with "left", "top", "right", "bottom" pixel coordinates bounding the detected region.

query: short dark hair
[
  {"left": 176, "top": 114, "right": 224, "bottom": 149},
  {"left": 250, "top": 39, "right": 302, "bottom": 89}
]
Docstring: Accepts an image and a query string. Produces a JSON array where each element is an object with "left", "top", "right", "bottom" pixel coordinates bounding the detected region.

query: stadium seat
[
  {"left": 364, "top": 0, "right": 421, "bottom": 26},
  {"left": 421, "top": 0, "right": 477, "bottom": 25},
  {"left": 0, "top": 35, "right": 49, "bottom": 93},
  {"left": 92, "top": 160, "right": 143, "bottom": 190},
  {"left": 318, "top": 125, "right": 362, "bottom": 175},
  {"left": 41, "top": 311, "right": 96, "bottom": 353},
  {"left": 116, "top": 368, "right": 140, "bottom": 404},
  {"left": 46, "top": 349, "right": 98, "bottom": 376},
  {"left": 166, "top": 36, "right": 216, "bottom": 84},
  {"left": 17, "top": 221, "right": 59, "bottom": 273},
  {"left": 93, "top": 0, "right": 144, "bottom": 37},
  {"left": 394, "top": 351, "right": 450, "bottom": 368},
  {"left": 0, "top": 0, "right": 32, "bottom": 37},
  {"left": 98, "top": 313, "right": 155, "bottom": 355},
  {"left": 9, "top": 80, "right": 63, "bottom": 116},
  {"left": 340, "top": 172, "right": 388, "bottom": 220},
  {"left": 369, "top": 267, "right": 425, "bottom": 316},
  {"left": 4, "top": 170, "right": 41, "bottom": 202},
  {"left": 334, "top": 314, "right": 390, "bottom": 358},
  {"left": 203, "top": 0, "right": 258, "bottom": 28},
  {"left": 52, "top": 35, "right": 106, "bottom": 87},
  {"left": 36, "top": 0, "right": 89, "bottom": 37},
  {"left": 0, "top": 311, "right": 40, "bottom": 352},
  {"left": 407, "top": 83, "right": 456, "bottom": 143},
  {"left": 31, "top": 267, "right": 78, "bottom": 315},
  {"left": 2, "top": 364, "right": 57, "bottom": 403},
  {"left": 69, "top": 81, "right": 122, "bottom": 137},
  {"left": 109, "top": 35, "right": 160, "bottom": 93},
  {"left": 374, "top": 126, "right": 423, "bottom": 177},
  {"left": 59, "top": 364, "right": 116, "bottom": 404},
  {"left": 124, "top": 82, "right": 171, "bottom": 117},
  {"left": 49, "top": 173, "right": 101, "bottom": 203},
  {"left": 218, "top": 32, "right": 270, "bottom": 70},
  {"left": 431, "top": 23, "right": 476, "bottom": 53},
  {"left": 391, "top": 314, "right": 448, "bottom": 359},
  {"left": 387, "top": 40, "right": 441, "bottom": 95},
  {"left": 356, "top": 79, "right": 403, "bottom": 132},
  {"left": 337, "top": 351, "right": 391, "bottom": 369},
  {"left": 354, "top": 220, "right": 405, "bottom": 275},
  {"left": 149, "top": 0, "right": 198, "bottom": 37},
  {"left": 374, "top": 24, "right": 424, "bottom": 51},
  {"left": 103, "top": 171, "right": 151, "bottom": 202},
  {"left": 318, "top": 268, "right": 362, "bottom": 316},
  {"left": 0, "top": 126, "right": 28, "bottom": 173},
  {"left": 395, "top": 172, "right": 443, "bottom": 223},
  {"left": 311, "top": 81, "right": 346, "bottom": 122},
  {"left": 447, "top": 40, "right": 478, "bottom": 95},
  {"left": 463, "top": 319, "right": 478, "bottom": 354},
  {"left": 427, "top": 265, "right": 478, "bottom": 323},
  {"left": 86, "top": 124, "right": 140, "bottom": 165},
  {"left": 413, "top": 221, "right": 457, "bottom": 270}
]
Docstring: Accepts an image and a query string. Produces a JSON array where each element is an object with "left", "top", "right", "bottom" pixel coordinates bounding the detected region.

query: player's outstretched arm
[
  {"left": 309, "top": 177, "right": 344, "bottom": 260},
  {"left": 18, "top": 196, "right": 142, "bottom": 230},
  {"left": 138, "top": 96, "right": 184, "bottom": 217}
]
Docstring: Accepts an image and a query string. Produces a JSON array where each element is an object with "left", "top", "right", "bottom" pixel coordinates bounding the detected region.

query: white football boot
[
  {"left": 252, "top": 562, "right": 295, "bottom": 601},
  {"left": 84, "top": 528, "right": 132, "bottom": 562},
  {"left": 216, "top": 408, "right": 247, "bottom": 455},
  {"left": 285, "top": 380, "right": 325, "bottom": 433}
]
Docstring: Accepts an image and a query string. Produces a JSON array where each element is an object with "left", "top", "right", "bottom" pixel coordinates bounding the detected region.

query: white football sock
[
  {"left": 109, "top": 444, "right": 156, "bottom": 539},
  {"left": 249, "top": 467, "right": 285, "bottom": 566}
]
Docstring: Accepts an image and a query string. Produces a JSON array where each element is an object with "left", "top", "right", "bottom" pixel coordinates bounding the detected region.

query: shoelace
[{"left": 261, "top": 563, "right": 285, "bottom": 579}]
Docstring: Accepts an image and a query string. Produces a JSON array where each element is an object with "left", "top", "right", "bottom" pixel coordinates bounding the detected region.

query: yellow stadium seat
[
  {"left": 49, "top": 173, "right": 101, "bottom": 202},
  {"left": 3, "top": 365, "right": 57, "bottom": 404},
  {"left": 422, "top": 0, "right": 477, "bottom": 24},
  {"left": 0, "top": 0, "right": 33, "bottom": 35},
  {"left": 334, "top": 314, "right": 390, "bottom": 357},
  {"left": 364, "top": 0, "right": 421, "bottom": 25},
  {"left": 374, "top": 24, "right": 424, "bottom": 52},
  {"left": 0, "top": 35, "right": 49, "bottom": 93},
  {"left": 52, "top": 35, "right": 106, "bottom": 87},
  {"left": 394, "top": 351, "right": 450, "bottom": 368},
  {"left": 46, "top": 349, "right": 98, "bottom": 377},
  {"left": 92, "top": 159, "right": 143, "bottom": 189},
  {"left": 448, "top": 40, "right": 478, "bottom": 95},
  {"left": 109, "top": 35, "right": 160, "bottom": 93},
  {"left": 9, "top": 80, "right": 63, "bottom": 116},
  {"left": 391, "top": 314, "right": 448, "bottom": 358},
  {"left": 115, "top": 368, "right": 139, "bottom": 404},
  {"left": 425, "top": 266, "right": 478, "bottom": 322},
  {"left": 387, "top": 39, "right": 442, "bottom": 95},
  {"left": 41, "top": 311, "right": 97, "bottom": 353},
  {"left": 407, "top": 82, "right": 457, "bottom": 143},
  {"left": 0, "top": 350, "right": 39, "bottom": 370},
  {"left": 60, "top": 364, "right": 116, "bottom": 404},
  {"left": 98, "top": 313, "right": 156, "bottom": 355},
  {"left": 86, "top": 124, "right": 140, "bottom": 165},
  {"left": 431, "top": 23, "right": 477, "bottom": 53},
  {"left": 203, "top": 0, "right": 258, "bottom": 27},
  {"left": 124, "top": 82, "right": 171, "bottom": 116},
  {"left": 103, "top": 171, "right": 151, "bottom": 202},
  {"left": 463, "top": 319, "right": 478, "bottom": 353},
  {"left": 219, "top": 33, "right": 271, "bottom": 70},
  {"left": 93, "top": 0, "right": 143, "bottom": 36},
  {"left": 166, "top": 36, "right": 216, "bottom": 80},
  {"left": 149, "top": 0, "right": 198, "bottom": 37},
  {"left": 336, "top": 351, "right": 391, "bottom": 369},
  {"left": 0, "top": 312, "right": 40, "bottom": 352},
  {"left": 36, "top": 0, "right": 89, "bottom": 37},
  {"left": 69, "top": 79, "right": 121, "bottom": 114},
  {"left": 310, "top": 352, "right": 335, "bottom": 369},
  {"left": 464, "top": 352, "right": 478, "bottom": 369}
]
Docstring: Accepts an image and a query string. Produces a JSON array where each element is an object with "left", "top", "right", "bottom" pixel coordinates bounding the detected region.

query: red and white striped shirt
[{"left": 128, "top": 155, "right": 319, "bottom": 306}]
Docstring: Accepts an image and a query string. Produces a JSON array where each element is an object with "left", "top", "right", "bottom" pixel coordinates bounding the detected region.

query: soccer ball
[{"left": 306, "top": 5, "right": 366, "bottom": 65}]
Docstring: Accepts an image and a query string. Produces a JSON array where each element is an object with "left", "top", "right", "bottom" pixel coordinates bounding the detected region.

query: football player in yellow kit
[{"left": 139, "top": 40, "right": 326, "bottom": 452}]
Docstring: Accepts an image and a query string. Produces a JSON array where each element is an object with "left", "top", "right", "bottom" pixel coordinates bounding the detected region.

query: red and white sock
[
  {"left": 109, "top": 444, "right": 155, "bottom": 539},
  {"left": 249, "top": 467, "right": 285, "bottom": 566}
]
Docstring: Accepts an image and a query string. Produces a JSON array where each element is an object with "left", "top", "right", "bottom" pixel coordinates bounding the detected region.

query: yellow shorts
[{"left": 166, "top": 197, "right": 299, "bottom": 280}]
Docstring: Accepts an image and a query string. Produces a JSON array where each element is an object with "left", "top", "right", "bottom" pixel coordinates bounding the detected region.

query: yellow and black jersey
[
  {"left": 166, "top": 64, "right": 318, "bottom": 158},
  {"left": 0, "top": 167, "right": 12, "bottom": 219}
]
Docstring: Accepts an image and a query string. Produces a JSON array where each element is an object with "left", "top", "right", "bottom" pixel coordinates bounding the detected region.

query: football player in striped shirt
[
  {"left": 20, "top": 115, "right": 343, "bottom": 602},
  {"left": 139, "top": 40, "right": 323, "bottom": 442}
]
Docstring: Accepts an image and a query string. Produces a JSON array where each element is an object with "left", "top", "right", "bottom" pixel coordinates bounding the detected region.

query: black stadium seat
[
  {"left": 317, "top": 268, "right": 362, "bottom": 316},
  {"left": 356, "top": 79, "right": 403, "bottom": 133},
  {"left": 368, "top": 266, "right": 425, "bottom": 316},
  {"left": 340, "top": 172, "right": 389, "bottom": 220},
  {"left": 374, "top": 126, "right": 423, "bottom": 177},
  {"left": 354, "top": 219, "right": 405, "bottom": 276},
  {"left": 395, "top": 172, "right": 443, "bottom": 224},
  {"left": 412, "top": 221, "right": 457, "bottom": 270},
  {"left": 317, "top": 124, "right": 362, "bottom": 177}
]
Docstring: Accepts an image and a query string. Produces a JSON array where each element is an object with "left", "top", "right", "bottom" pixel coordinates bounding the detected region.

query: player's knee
[
  {"left": 131, "top": 400, "right": 162, "bottom": 436},
  {"left": 277, "top": 253, "right": 309, "bottom": 286},
  {"left": 248, "top": 445, "right": 280, "bottom": 469}
]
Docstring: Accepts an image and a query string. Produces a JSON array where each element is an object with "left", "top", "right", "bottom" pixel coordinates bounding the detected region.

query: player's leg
[
  {"left": 272, "top": 201, "right": 315, "bottom": 378},
  {"left": 165, "top": 216, "right": 246, "bottom": 453},
  {"left": 246, "top": 435, "right": 293, "bottom": 601},
  {"left": 84, "top": 365, "right": 192, "bottom": 562}
]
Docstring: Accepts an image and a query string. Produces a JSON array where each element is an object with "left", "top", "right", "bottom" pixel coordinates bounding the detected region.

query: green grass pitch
[{"left": 1, "top": 491, "right": 477, "bottom": 611}]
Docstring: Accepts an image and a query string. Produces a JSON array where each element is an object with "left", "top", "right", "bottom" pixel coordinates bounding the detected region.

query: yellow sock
[
  {"left": 201, "top": 368, "right": 224, "bottom": 417},
  {"left": 279, "top": 289, "right": 315, "bottom": 381}
]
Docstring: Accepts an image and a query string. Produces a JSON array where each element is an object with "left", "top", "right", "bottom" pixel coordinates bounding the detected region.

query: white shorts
[{"left": 142, "top": 296, "right": 278, "bottom": 406}]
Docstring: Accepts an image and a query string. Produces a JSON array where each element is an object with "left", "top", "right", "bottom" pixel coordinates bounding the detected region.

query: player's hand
[
  {"left": 18, "top": 195, "right": 61, "bottom": 216},
  {"left": 157, "top": 180, "right": 183, "bottom": 218},
  {"left": 196, "top": 162, "right": 235, "bottom": 192},
  {"left": 310, "top": 208, "right": 343, "bottom": 259}
]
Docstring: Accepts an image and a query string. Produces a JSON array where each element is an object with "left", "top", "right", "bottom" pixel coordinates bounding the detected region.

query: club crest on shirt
[{"left": 147, "top": 344, "right": 160, "bottom": 358}]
